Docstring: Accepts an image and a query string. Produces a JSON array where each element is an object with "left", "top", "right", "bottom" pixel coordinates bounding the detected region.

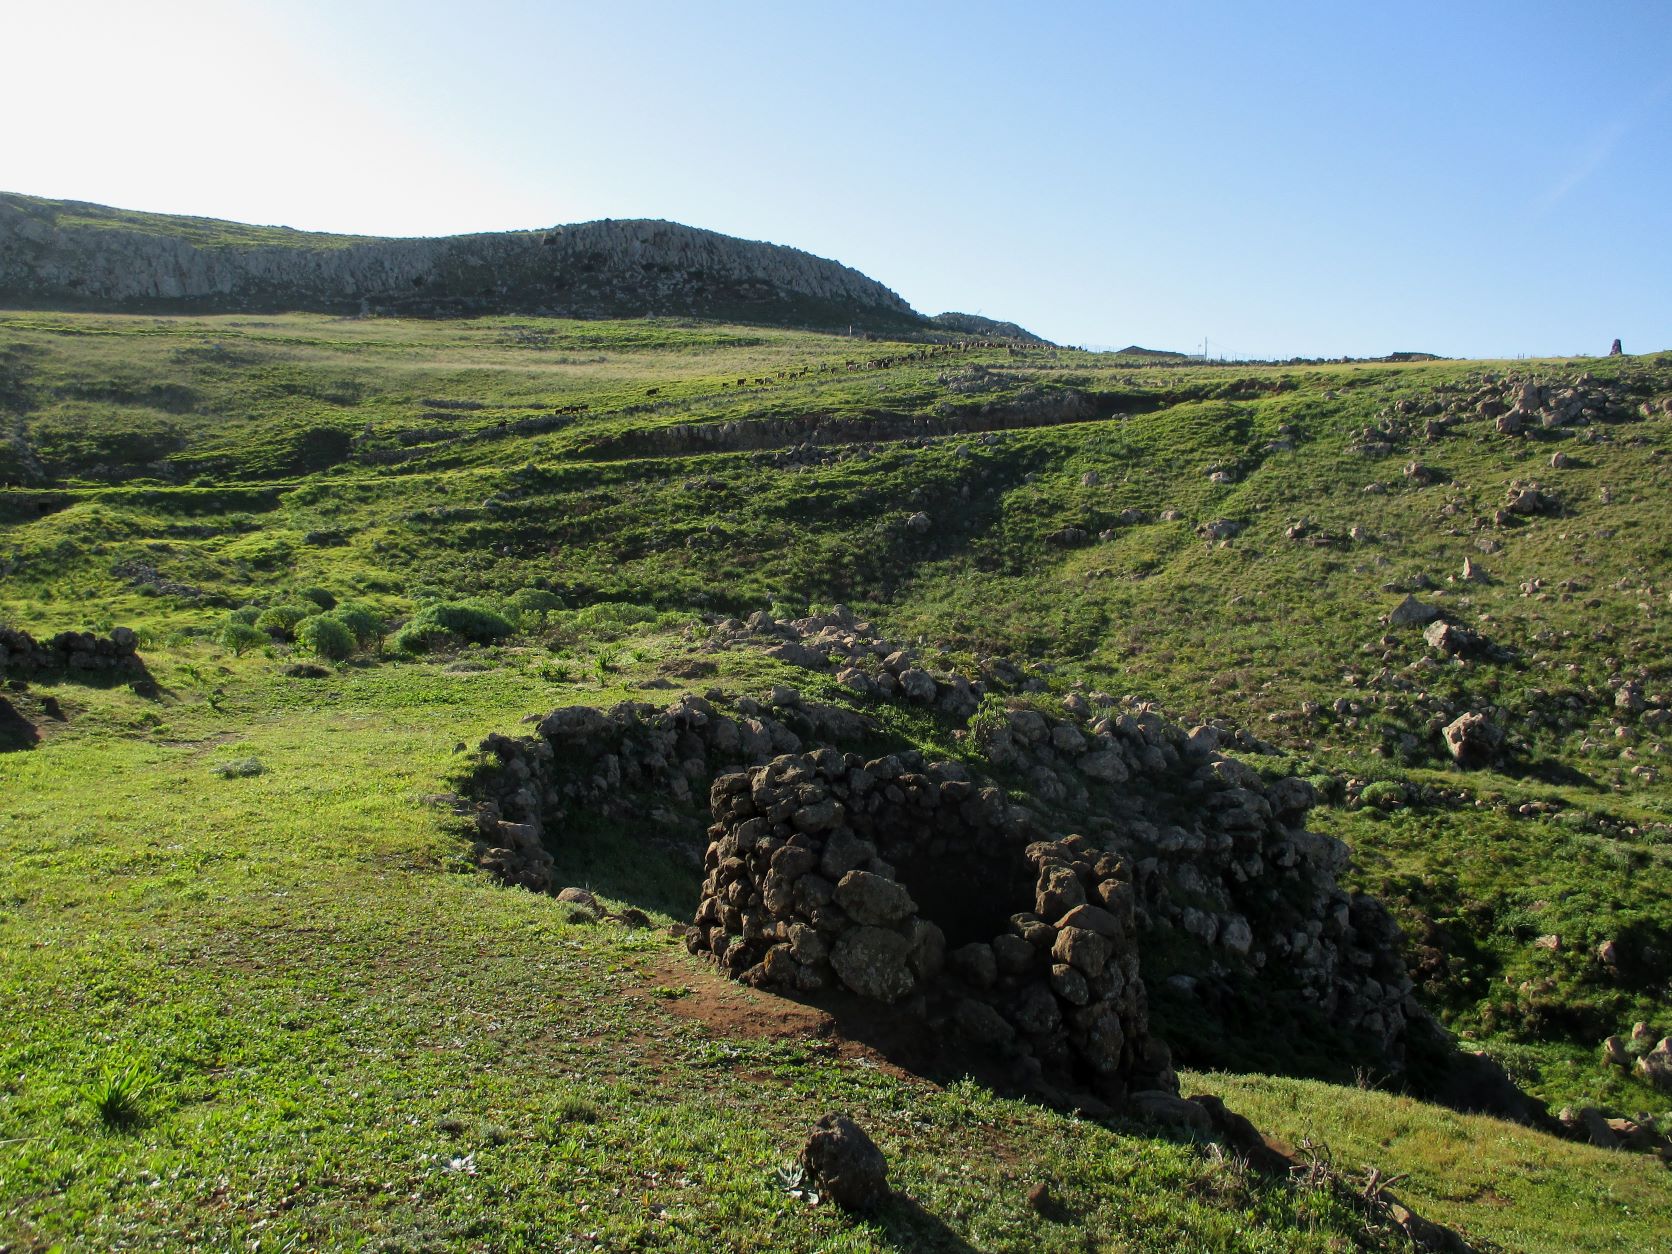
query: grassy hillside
[
  {"left": 0, "top": 192, "right": 384, "bottom": 251},
  {"left": 3, "top": 309, "right": 1671, "bottom": 1250}
]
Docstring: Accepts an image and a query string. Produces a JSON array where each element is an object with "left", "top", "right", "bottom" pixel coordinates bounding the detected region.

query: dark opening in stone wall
[{"left": 889, "top": 845, "right": 1031, "bottom": 951}]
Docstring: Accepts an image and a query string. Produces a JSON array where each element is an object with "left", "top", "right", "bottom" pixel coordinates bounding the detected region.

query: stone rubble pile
[{"left": 1465, "top": 372, "right": 1644, "bottom": 436}]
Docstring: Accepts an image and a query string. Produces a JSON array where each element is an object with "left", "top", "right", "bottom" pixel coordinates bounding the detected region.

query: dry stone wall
[{"left": 0, "top": 625, "right": 144, "bottom": 678}]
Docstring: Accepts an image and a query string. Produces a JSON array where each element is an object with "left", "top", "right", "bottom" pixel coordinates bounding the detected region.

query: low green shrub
[
  {"left": 506, "top": 587, "right": 564, "bottom": 630},
  {"left": 228, "top": 605, "right": 261, "bottom": 626},
  {"left": 394, "top": 601, "right": 513, "bottom": 654},
  {"left": 295, "top": 614, "right": 355, "bottom": 661},
  {"left": 1360, "top": 780, "right": 1408, "bottom": 810},
  {"left": 333, "top": 601, "right": 386, "bottom": 647},
  {"left": 391, "top": 621, "right": 456, "bottom": 655},
  {"left": 218, "top": 621, "right": 267, "bottom": 656},
  {"left": 296, "top": 586, "right": 337, "bottom": 610},
  {"left": 508, "top": 587, "right": 563, "bottom": 616},
  {"left": 254, "top": 603, "right": 315, "bottom": 640}
]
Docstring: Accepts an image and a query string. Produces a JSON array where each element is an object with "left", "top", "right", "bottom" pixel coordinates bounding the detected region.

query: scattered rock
[
  {"left": 1636, "top": 1038, "right": 1672, "bottom": 1092},
  {"left": 1388, "top": 595, "right": 1441, "bottom": 627},
  {"left": 800, "top": 1115, "right": 890, "bottom": 1211},
  {"left": 1423, "top": 620, "right": 1485, "bottom": 658},
  {"left": 1403, "top": 461, "right": 1442, "bottom": 485},
  {"left": 1197, "top": 518, "right": 1244, "bottom": 542},
  {"left": 1504, "top": 482, "right": 1558, "bottom": 516}
]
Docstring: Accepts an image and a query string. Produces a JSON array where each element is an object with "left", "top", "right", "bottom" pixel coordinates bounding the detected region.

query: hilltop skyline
[{"left": 3, "top": 0, "right": 1669, "bottom": 358}]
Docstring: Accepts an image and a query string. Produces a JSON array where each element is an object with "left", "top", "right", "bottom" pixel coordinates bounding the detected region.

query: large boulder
[
  {"left": 1637, "top": 1038, "right": 1672, "bottom": 1092},
  {"left": 800, "top": 1115, "right": 890, "bottom": 1211},
  {"left": 896, "top": 668, "right": 937, "bottom": 702},
  {"left": 1442, "top": 712, "right": 1504, "bottom": 767},
  {"left": 833, "top": 870, "right": 915, "bottom": 926}
]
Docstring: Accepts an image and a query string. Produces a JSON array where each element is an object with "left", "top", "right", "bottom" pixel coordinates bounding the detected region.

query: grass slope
[{"left": 3, "top": 309, "right": 1672, "bottom": 1249}]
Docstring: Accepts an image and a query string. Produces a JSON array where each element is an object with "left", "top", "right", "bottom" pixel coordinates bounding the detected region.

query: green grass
[
  {"left": 3, "top": 648, "right": 1668, "bottom": 1251},
  {"left": 4, "top": 308, "right": 1672, "bottom": 1249}
]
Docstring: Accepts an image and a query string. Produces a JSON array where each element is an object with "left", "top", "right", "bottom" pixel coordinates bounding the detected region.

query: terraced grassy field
[{"left": 3, "top": 310, "right": 1670, "bottom": 1250}]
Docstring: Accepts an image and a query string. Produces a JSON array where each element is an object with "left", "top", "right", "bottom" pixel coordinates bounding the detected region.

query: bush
[
  {"left": 295, "top": 614, "right": 355, "bottom": 661},
  {"left": 391, "top": 621, "right": 457, "bottom": 655},
  {"left": 333, "top": 602, "right": 385, "bottom": 647},
  {"left": 218, "top": 621, "right": 267, "bottom": 656},
  {"left": 507, "top": 587, "right": 564, "bottom": 629},
  {"left": 430, "top": 601, "right": 514, "bottom": 642},
  {"left": 296, "top": 586, "right": 337, "bottom": 611},
  {"left": 508, "top": 587, "right": 563, "bottom": 616},
  {"left": 254, "top": 603, "right": 316, "bottom": 640},
  {"left": 394, "top": 601, "right": 513, "bottom": 654},
  {"left": 229, "top": 605, "right": 262, "bottom": 625}
]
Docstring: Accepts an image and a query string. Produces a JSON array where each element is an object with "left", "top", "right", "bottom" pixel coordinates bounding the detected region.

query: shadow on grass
[
  {"left": 0, "top": 696, "right": 39, "bottom": 751},
  {"left": 543, "top": 809, "right": 706, "bottom": 920},
  {"left": 20, "top": 665, "right": 165, "bottom": 701},
  {"left": 1504, "top": 755, "right": 1599, "bottom": 789},
  {"left": 872, "top": 1193, "right": 986, "bottom": 1253}
]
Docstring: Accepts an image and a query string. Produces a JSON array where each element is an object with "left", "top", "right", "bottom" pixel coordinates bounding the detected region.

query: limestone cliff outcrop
[{"left": 0, "top": 192, "right": 921, "bottom": 327}]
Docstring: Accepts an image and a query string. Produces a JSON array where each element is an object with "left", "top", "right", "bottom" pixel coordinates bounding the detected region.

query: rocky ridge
[{"left": 0, "top": 193, "right": 919, "bottom": 327}]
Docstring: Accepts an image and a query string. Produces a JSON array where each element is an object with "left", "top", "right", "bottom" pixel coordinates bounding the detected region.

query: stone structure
[
  {"left": 692, "top": 749, "right": 1152, "bottom": 1101},
  {"left": 468, "top": 608, "right": 1419, "bottom": 1106}
]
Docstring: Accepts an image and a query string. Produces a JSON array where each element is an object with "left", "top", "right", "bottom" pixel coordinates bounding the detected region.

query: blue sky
[{"left": 5, "top": 1, "right": 1669, "bottom": 357}]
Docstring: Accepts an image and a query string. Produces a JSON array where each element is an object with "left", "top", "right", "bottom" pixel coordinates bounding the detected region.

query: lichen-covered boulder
[{"left": 830, "top": 926, "right": 916, "bottom": 1002}]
